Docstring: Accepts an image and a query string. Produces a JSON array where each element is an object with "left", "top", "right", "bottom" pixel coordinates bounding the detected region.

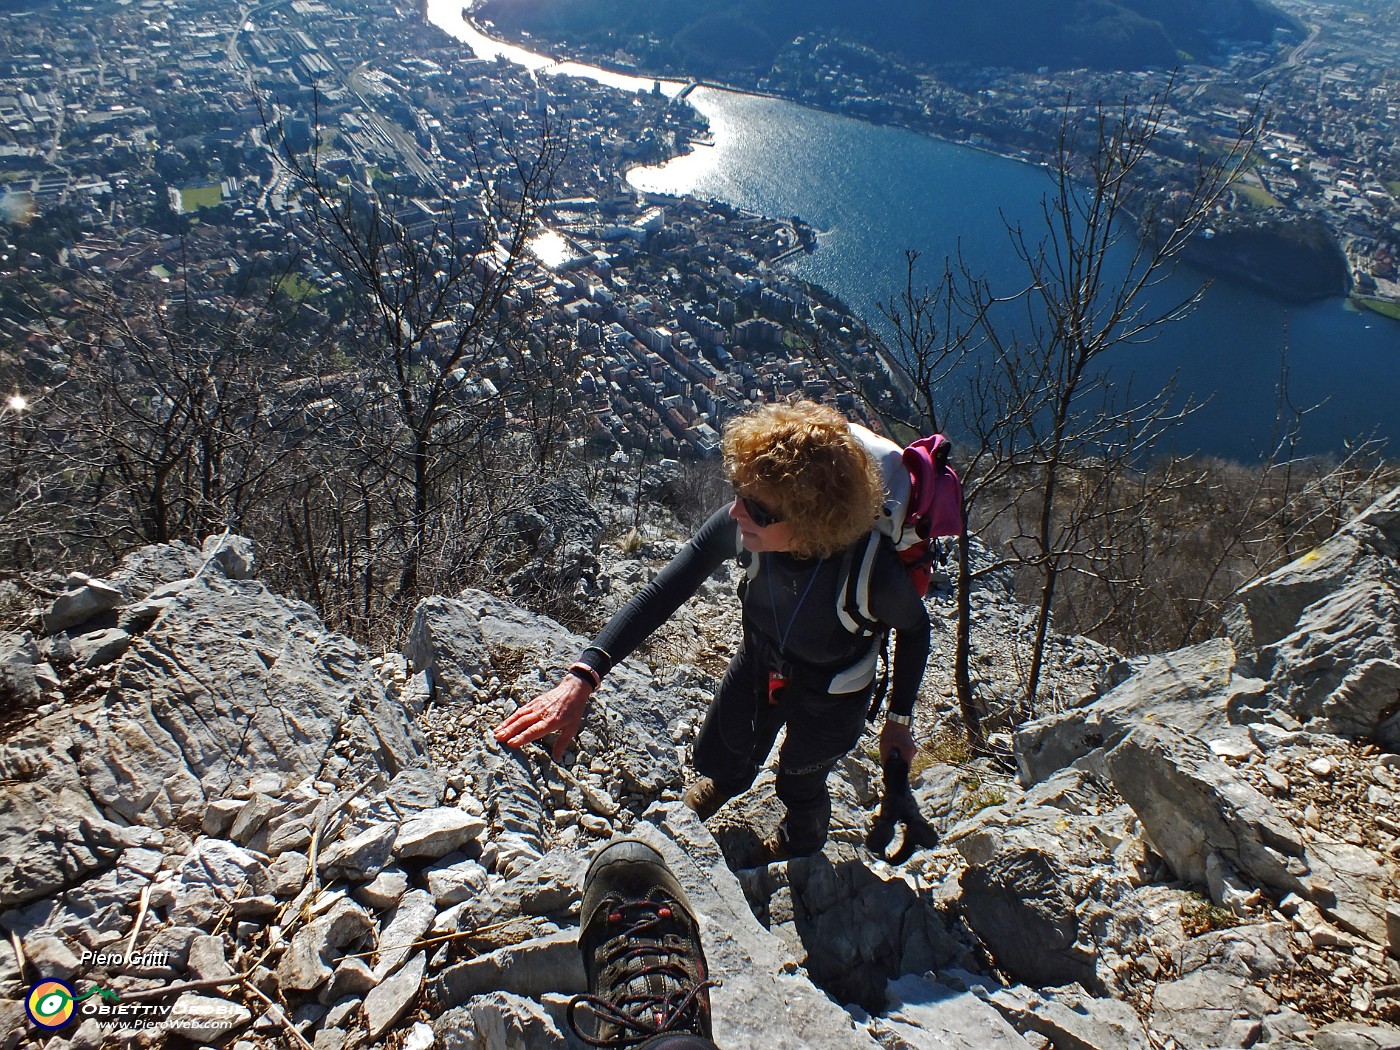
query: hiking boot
[
  {"left": 682, "top": 778, "right": 731, "bottom": 821},
  {"left": 569, "top": 839, "right": 714, "bottom": 1048},
  {"left": 749, "top": 819, "right": 822, "bottom": 867}
]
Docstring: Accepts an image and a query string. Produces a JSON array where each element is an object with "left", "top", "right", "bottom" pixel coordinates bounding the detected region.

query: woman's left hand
[{"left": 879, "top": 719, "right": 917, "bottom": 766}]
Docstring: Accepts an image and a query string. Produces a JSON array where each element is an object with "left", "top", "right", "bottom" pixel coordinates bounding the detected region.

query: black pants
[
  {"left": 692, "top": 643, "right": 871, "bottom": 853},
  {"left": 636, "top": 1037, "right": 719, "bottom": 1049}
]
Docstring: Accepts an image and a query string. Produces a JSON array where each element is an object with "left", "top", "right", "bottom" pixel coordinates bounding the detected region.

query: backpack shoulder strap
[
  {"left": 837, "top": 530, "right": 883, "bottom": 637},
  {"left": 735, "top": 521, "right": 758, "bottom": 598},
  {"left": 848, "top": 423, "right": 914, "bottom": 547}
]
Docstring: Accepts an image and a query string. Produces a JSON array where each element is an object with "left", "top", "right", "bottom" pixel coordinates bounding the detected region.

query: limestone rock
[
  {"left": 1262, "top": 579, "right": 1400, "bottom": 747},
  {"left": 41, "top": 578, "right": 124, "bottom": 634},
  {"left": 319, "top": 822, "right": 397, "bottom": 883},
  {"left": 106, "top": 541, "right": 207, "bottom": 600},
  {"left": 1105, "top": 725, "right": 1306, "bottom": 892},
  {"left": 1148, "top": 968, "right": 1294, "bottom": 1048},
  {"left": 424, "top": 853, "right": 490, "bottom": 907},
  {"left": 435, "top": 992, "right": 572, "bottom": 1049},
  {"left": 202, "top": 799, "right": 244, "bottom": 838},
  {"left": 740, "top": 842, "right": 967, "bottom": 1012},
  {"left": 0, "top": 632, "right": 42, "bottom": 711},
  {"left": 278, "top": 899, "right": 376, "bottom": 993},
  {"left": 0, "top": 745, "right": 137, "bottom": 904},
  {"left": 1175, "top": 923, "right": 1295, "bottom": 981},
  {"left": 959, "top": 843, "right": 1099, "bottom": 991},
  {"left": 1105, "top": 725, "right": 1396, "bottom": 943},
  {"left": 405, "top": 590, "right": 689, "bottom": 794},
  {"left": 384, "top": 767, "right": 446, "bottom": 812},
  {"left": 227, "top": 793, "right": 286, "bottom": 847},
  {"left": 352, "top": 867, "right": 410, "bottom": 910},
  {"left": 1305, "top": 836, "right": 1397, "bottom": 946},
  {"left": 203, "top": 533, "right": 256, "bottom": 581},
  {"left": 985, "top": 982, "right": 1151, "bottom": 1049},
  {"left": 0, "top": 1000, "right": 23, "bottom": 1050},
  {"left": 21, "top": 932, "right": 80, "bottom": 979},
  {"left": 1234, "top": 489, "right": 1400, "bottom": 645},
  {"left": 72, "top": 573, "right": 425, "bottom": 832},
  {"left": 393, "top": 807, "right": 488, "bottom": 860},
  {"left": 1312, "top": 1021, "right": 1400, "bottom": 1050},
  {"left": 630, "top": 805, "right": 886, "bottom": 1049},
  {"left": 260, "top": 851, "right": 310, "bottom": 899},
  {"left": 363, "top": 949, "right": 426, "bottom": 1040},
  {"left": 172, "top": 838, "right": 264, "bottom": 908},
  {"left": 69, "top": 627, "right": 131, "bottom": 669},
  {"left": 373, "top": 889, "right": 437, "bottom": 981},
  {"left": 433, "top": 929, "right": 584, "bottom": 1005},
  {"left": 880, "top": 974, "right": 1035, "bottom": 1049},
  {"left": 1015, "top": 638, "right": 1245, "bottom": 787},
  {"left": 324, "top": 956, "right": 378, "bottom": 1002}
]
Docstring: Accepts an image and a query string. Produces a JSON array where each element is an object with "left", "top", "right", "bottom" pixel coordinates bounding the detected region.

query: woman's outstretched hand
[{"left": 494, "top": 675, "right": 593, "bottom": 761}]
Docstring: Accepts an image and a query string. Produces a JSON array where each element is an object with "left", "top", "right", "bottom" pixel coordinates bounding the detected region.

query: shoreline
[{"left": 460, "top": 14, "right": 1399, "bottom": 322}]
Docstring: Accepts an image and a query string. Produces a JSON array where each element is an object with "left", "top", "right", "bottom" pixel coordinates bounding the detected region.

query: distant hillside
[
  {"left": 1184, "top": 217, "right": 1352, "bottom": 303},
  {"left": 478, "top": 0, "right": 1294, "bottom": 76}
]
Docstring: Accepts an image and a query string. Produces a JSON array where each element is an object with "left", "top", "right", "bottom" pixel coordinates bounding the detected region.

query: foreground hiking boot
[
  {"left": 570, "top": 839, "right": 715, "bottom": 1048},
  {"left": 682, "top": 778, "right": 731, "bottom": 821}
]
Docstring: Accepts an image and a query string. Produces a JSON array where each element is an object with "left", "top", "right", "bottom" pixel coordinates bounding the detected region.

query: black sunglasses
[{"left": 737, "top": 493, "right": 784, "bottom": 527}]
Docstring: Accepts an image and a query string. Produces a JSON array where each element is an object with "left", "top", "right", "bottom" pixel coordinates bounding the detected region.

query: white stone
[
  {"left": 1306, "top": 757, "right": 1334, "bottom": 777},
  {"left": 392, "top": 808, "right": 488, "bottom": 860},
  {"left": 1208, "top": 738, "right": 1257, "bottom": 760},
  {"left": 425, "top": 855, "right": 489, "bottom": 907},
  {"left": 372, "top": 890, "right": 437, "bottom": 980}
]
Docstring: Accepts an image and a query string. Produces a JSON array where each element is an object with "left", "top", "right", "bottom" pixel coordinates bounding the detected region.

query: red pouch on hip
[{"left": 767, "top": 670, "right": 787, "bottom": 705}]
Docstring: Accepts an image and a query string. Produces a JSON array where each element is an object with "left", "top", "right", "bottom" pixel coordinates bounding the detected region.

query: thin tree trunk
[{"left": 954, "top": 533, "right": 984, "bottom": 750}]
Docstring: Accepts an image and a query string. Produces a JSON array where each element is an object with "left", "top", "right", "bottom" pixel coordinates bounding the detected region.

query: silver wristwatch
[{"left": 885, "top": 712, "right": 913, "bottom": 726}]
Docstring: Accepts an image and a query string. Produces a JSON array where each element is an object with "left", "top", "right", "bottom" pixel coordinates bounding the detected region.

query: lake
[{"left": 430, "top": 0, "right": 1398, "bottom": 461}]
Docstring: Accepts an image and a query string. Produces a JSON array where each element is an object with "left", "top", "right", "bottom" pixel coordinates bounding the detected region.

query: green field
[
  {"left": 1235, "top": 183, "right": 1282, "bottom": 210},
  {"left": 178, "top": 184, "right": 224, "bottom": 212},
  {"left": 277, "top": 273, "right": 320, "bottom": 302},
  {"left": 1355, "top": 296, "right": 1400, "bottom": 321},
  {"left": 1388, "top": 181, "right": 1400, "bottom": 199}
]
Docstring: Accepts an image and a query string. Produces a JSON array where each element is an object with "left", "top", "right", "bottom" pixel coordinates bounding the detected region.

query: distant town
[
  {"left": 0, "top": 0, "right": 912, "bottom": 461},
  {"left": 1, "top": 0, "right": 1396, "bottom": 464},
  {"left": 485, "top": 0, "right": 1400, "bottom": 315}
]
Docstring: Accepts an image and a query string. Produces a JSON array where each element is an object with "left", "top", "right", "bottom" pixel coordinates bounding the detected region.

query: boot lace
[{"left": 569, "top": 898, "right": 715, "bottom": 1048}]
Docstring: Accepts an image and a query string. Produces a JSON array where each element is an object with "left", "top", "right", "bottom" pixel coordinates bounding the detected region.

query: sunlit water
[{"left": 430, "top": 0, "right": 1398, "bottom": 460}]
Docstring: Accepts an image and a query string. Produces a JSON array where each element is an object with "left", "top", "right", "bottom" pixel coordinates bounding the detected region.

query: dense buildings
[{"left": 0, "top": 0, "right": 887, "bottom": 460}]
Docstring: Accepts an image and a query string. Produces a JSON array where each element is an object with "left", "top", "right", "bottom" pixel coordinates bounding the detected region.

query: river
[{"left": 427, "top": 0, "right": 1397, "bottom": 461}]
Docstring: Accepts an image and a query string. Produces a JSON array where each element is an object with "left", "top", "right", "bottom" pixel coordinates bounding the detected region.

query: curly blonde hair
[{"left": 722, "top": 400, "right": 881, "bottom": 559}]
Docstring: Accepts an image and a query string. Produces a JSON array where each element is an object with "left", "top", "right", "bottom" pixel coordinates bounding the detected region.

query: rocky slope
[{"left": 0, "top": 491, "right": 1397, "bottom": 1049}]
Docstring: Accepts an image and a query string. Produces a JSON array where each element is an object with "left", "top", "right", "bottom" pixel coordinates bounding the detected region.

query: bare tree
[
  {"left": 0, "top": 388, "right": 63, "bottom": 573},
  {"left": 961, "top": 84, "right": 1259, "bottom": 711},
  {"left": 33, "top": 261, "right": 325, "bottom": 557},
  {"left": 814, "top": 83, "right": 1261, "bottom": 743},
  {"left": 266, "top": 100, "right": 580, "bottom": 639}
]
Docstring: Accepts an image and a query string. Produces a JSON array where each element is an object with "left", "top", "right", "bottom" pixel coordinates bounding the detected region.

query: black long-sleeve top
[{"left": 575, "top": 506, "right": 931, "bottom": 717}]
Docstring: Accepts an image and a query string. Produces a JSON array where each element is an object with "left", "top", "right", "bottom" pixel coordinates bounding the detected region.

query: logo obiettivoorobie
[
  {"left": 25, "top": 979, "right": 120, "bottom": 1030},
  {"left": 26, "top": 979, "right": 77, "bottom": 1030}
]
